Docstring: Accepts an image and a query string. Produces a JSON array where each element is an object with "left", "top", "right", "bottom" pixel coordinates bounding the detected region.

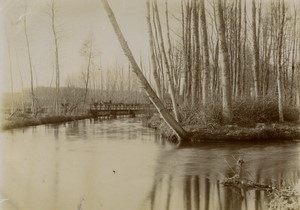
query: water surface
[{"left": 0, "top": 118, "right": 299, "bottom": 210}]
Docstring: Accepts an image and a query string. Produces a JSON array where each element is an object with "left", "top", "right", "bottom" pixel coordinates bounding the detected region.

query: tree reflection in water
[
  {"left": 143, "top": 142, "right": 300, "bottom": 210},
  {"left": 1, "top": 119, "right": 299, "bottom": 210}
]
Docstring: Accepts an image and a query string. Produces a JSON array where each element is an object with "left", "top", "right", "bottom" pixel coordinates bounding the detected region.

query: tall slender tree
[
  {"left": 277, "top": 1, "right": 286, "bottom": 122},
  {"left": 80, "top": 34, "right": 99, "bottom": 106},
  {"left": 49, "top": 0, "right": 61, "bottom": 114},
  {"left": 153, "top": 0, "right": 180, "bottom": 121},
  {"left": 200, "top": 0, "right": 210, "bottom": 105},
  {"left": 146, "top": 0, "right": 162, "bottom": 99},
  {"left": 100, "top": 0, "right": 189, "bottom": 141},
  {"left": 217, "top": 0, "right": 232, "bottom": 123},
  {"left": 252, "top": 0, "right": 260, "bottom": 99},
  {"left": 22, "top": 7, "right": 35, "bottom": 116},
  {"left": 191, "top": 0, "right": 200, "bottom": 106}
]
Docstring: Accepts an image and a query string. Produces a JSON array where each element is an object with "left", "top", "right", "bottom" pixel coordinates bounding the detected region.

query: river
[{"left": 0, "top": 118, "right": 299, "bottom": 210}]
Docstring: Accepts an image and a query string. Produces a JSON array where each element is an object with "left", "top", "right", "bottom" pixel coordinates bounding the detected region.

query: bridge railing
[
  {"left": 89, "top": 102, "right": 173, "bottom": 114},
  {"left": 90, "top": 103, "right": 154, "bottom": 111}
]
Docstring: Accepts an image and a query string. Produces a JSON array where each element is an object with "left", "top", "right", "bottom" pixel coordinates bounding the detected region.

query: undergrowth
[{"left": 179, "top": 97, "right": 300, "bottom": 127}]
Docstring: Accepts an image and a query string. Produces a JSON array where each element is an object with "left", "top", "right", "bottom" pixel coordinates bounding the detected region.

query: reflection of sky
[{"left": 0, "top": 118, "right": 299, "bottom": 210}]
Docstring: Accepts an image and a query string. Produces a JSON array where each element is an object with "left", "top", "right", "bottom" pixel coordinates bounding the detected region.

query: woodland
[{"left": 2, "top": 0, "right": 300, "bottom": 141}]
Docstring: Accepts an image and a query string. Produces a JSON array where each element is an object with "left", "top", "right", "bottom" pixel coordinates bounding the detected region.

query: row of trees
[
  {"left": 144, "top": 0, "right": 299, "bottom": 123},
  {"left": 6, "top": 0, "right": 149, "bottom": 116},
  {"left": 101, "top": 0, "right": 300, "bottom": 140},
  {"left": 6, "top": 0, "right": 61, "bottom": 116}
]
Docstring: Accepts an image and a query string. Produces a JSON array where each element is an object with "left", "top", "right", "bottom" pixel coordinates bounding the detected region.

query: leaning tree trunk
[
  {"left": 153, "top": 0, "right": 180, "bottom": 122},
  {"left": 101, "top": 0, "right": 189, "bottom": 141},
  {"left": 217, "top": 0, "right": 233, "bottom": 123},
  {"left": 146, "top": 0, "right": 162, "bottom": 100}
]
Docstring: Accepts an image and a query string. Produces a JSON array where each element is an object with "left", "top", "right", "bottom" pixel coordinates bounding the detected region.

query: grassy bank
[
  {"left": 1, "top": 114, "right": 91, "bottom": 130},
  {"left": 148, "top": 98, "right": 300, "bottom": 142}
]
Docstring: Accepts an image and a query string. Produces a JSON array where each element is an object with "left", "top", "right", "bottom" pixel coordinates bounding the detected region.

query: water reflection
[
  {"left": 144, "top": 175, "right": 291, "bottom": 210},
  {"left": 0, "top": 118, "right": 299, "bottom": 210},
  {"left": 143, "top": 142, "right": 300, "bottom": 210}
]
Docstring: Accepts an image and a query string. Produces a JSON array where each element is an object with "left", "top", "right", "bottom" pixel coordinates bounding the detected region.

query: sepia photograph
[{"left": 0, "top": 0, "right": 300, "bottom": 209}]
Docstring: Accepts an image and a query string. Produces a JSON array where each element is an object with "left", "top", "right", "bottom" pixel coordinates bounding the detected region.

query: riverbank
[
  {"left": 147, "top": 114, "right": 300, "bottom": 142},
  {"left": 1, "top": 114, "right": 91, "bottom": 130}
]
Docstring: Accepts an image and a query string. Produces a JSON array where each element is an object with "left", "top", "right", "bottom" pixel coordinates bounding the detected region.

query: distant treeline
[{"left": 2, "top": 86, "right": 148, "bottom": 114}]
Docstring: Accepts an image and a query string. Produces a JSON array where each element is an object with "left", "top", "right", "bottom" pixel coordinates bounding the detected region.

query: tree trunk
[
  {"left": 236, "top": 0, "right": 242, "bottom": 98},
  {"left": 296, "top": 40, "right": 300, "bottom": 108},
  {"left": 191, "top": 0, "right": 200, "bottom": 106},
  {"left": 83, "top": 45, "right": 92, "bottom": 105},
  {"left": 277, "top": 1, "right": 285, "bottom": 122},
  {"left": 146, "top": 0, "right": 162, "bottom": 100},
  {"left": 7, "top": 43, "right": 14, "bottom": 115},
  {"left": 23, "top": 14, "right": 35, "bottom": 116},
  {"left": 101, "top": 0, "right": 189, "bottom": 141},
  {"left": 252, "top": 0, "right": 260, "bottom": 99},
  {"left": 242, "top": 0, "right": 247, "bottom": 96},
  {"left": 200, "top": 0, "right": 210, "bottom": 105},
  {"left": 51, "top": 0, "right": 61, "bottom": 115},
  {"left": 290, "top": 8, "right": 297, "bottom": 105},
  {"left": 180, "top": 1, "right": 186, "bottom": 101},
  {"left": 217, "top": 0, "right": 232, "bottom": 123},
  {"left": 153, "top": 0, "right": 180, "bottom": 122},
  {"left": 15, "top": 49, "right": 25, "bottom": 113}
]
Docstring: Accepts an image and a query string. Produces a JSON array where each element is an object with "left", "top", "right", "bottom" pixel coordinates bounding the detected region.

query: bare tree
[
  {"left": 152, "top": 0, "right": 180, "bottom": 121},
  {"left": 252, "top": 0, "right": 260, "bottom": 99},
  {"left": 101, "top": 0, "right": 189, "bottom": 141},
  {"left": 80, "top": 34, "right": 99, "bottom": 106},
  {"left": 217, "top": 0, "right": 232, "bottom": 123},
  {"left": 191, "top": 0, "right": 200, "bottom": 106},
  {"left": 276, "top": 1, "right": 286, "bottom": 122},
  {"left": 22, "top": 7, "right": 35, "bottom": 116},
  {"left": 49, "top": 0, "right": 61, "bottom": 114},
  {"left": 6, "top": 39, "right": 14, "bottom": 115},
  {"left": 200, "top": 0, "right": 210, "bottom": 105},
  {"left": 146, "top": 0, "right": 162, "bottom": 99}
]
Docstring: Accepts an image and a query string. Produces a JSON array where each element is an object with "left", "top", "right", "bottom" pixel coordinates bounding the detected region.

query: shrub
[{"left": 178, "top": 96, "right": 299, "bottom": 126}]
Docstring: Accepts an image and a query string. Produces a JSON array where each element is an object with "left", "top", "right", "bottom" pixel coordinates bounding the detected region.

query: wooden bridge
[{"left": 89, "top": 103, "right": 155, "bottom": 119}]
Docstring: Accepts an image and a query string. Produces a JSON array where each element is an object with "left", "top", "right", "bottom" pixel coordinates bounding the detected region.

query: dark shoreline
[
  {"left": 2, "top": 114, "right": 300, "bottom": 143},
  {"left": 1, "top": 115, "right": 92, "bottom": 130},
  {"left": 147, "top": 114, "right": 300, "bottom": 143}
]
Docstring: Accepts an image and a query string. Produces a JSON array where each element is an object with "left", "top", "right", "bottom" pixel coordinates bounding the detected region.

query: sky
[
  {"left": 0, "top": 0, "right": 299, "bottom": 94},
  {"left": 0, "top": 0, "right": 170, "bottom": 93}
]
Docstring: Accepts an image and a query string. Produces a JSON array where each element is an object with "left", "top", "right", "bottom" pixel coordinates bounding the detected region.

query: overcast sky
[
  {"left": 0, "top": 0, "right": 175, "bottom": 93},
  {"left": 0, "top": 0, "right": 299, "bottom": 94}
]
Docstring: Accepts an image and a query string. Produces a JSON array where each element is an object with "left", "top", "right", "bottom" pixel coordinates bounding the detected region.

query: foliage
[
  {"left": 232, "top": 96, "right": 300, "bottom": 126},
  {"left": 179, "top": 96, "right": 300, "bottom": 127},
  {"left": 268, "top": 180, "right": 300, "bottom": 210}
]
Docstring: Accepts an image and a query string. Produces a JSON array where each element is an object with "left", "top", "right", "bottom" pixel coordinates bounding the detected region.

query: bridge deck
[
  {"left": 89, "top": 103, "right": 155, "bottom": 118},
  {"left": 89, "top": 102, "right": 173, "bottom": 118}
]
